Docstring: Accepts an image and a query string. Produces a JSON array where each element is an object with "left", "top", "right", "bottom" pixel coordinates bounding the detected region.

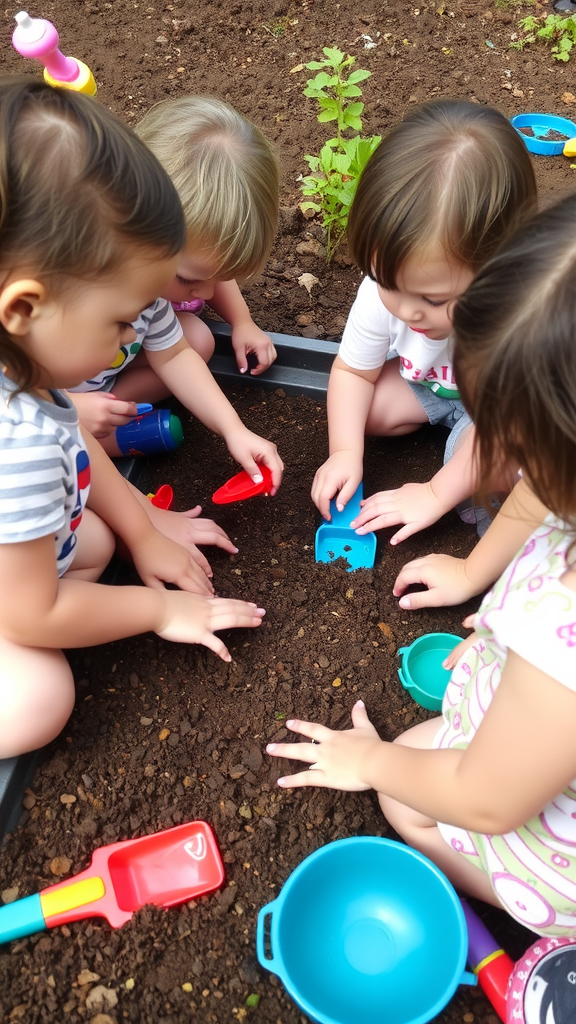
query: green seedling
[
  {"left": 246, "top": 993, "right": 261, "bottom": 1008},
  {"left": 300, "top": 46, "right": 381, "bottom": 260},
  {"left": 510, "top": 13, "right": 576, "bottom": 61},
  {"left": 274, "top": 710, "right": 287, "bottom": 721}
]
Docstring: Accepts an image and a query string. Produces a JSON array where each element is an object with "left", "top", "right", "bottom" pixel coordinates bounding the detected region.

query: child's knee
[
  {"left": 0, "top": 650, "right": 75, "bottom": 756},
  {"left": 178, "top": 313, "right": 215, "bottom": 363}
]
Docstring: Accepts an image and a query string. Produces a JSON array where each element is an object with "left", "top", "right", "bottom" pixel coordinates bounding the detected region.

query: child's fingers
[
  {"left": 188, "top": 546, "right": 213, "bottom": 577},
  {"left": 275, "top": 769, "right": 326, "bottom": 789},
  {"left": 266, "top": 739, "right": 321, "bottom": 764},
  {"left": 350, "top": 699, "right": 374, "bottom": 730},
  {"left": 285, "top": 718, "right": 330, "bottom": 743},
  {"left": 462, "top": 614, "right": 476, "bottom": 628},
  {"left": 206, "top": 601, "right": 266, "bottom": 632},
  {"left": 389, "top": 522, "right": 419, "bottom": 545},
  {"left": 181, "top": 505, "right": 203, "bottom": 519}
]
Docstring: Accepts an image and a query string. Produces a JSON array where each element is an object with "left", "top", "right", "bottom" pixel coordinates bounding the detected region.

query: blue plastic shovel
[{"left": 315, "top": 483, "right": 376, "bottom": 572}]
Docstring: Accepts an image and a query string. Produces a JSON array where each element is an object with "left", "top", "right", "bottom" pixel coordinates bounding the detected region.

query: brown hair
[
  {"left": 136, "top": 95, "right": 279, "bottom": 281},
  {"left": 453, "top": 192, "right": 576, "bottom": 526},
  {"left": 348, "top": 98, "right": 537, "bottom": 288},
  {"left": 0, "top": 76, "right": 185, "bottom": 391}
]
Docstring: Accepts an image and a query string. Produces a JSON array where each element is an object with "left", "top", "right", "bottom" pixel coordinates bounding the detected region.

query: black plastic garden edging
[{"left": 0, "top": 323, "right": 337, "bottom": 846}]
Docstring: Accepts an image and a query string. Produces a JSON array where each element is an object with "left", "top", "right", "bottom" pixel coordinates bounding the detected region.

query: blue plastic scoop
[{"left": 315, "top": 483, "right": 376, "bottom": 571}]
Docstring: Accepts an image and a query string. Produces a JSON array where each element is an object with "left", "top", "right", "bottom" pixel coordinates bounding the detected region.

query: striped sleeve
[
  {"left": 0, "top": 416, "right": 67, "bottom": 544},
  {"left": 140, "top": 298, "right": 184, "bottom": 351}
]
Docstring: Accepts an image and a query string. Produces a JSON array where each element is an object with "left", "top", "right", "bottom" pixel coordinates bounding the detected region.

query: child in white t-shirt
[{"left": 312, "top": 98, "right": 537, "bottom": 544}]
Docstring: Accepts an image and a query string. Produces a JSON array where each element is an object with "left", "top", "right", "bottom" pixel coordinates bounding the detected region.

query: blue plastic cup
[
  {"left": 257, "top": 837, "right": 475, "bottom": 1024},
  {"left": 397, "top": 633, "right": 462, "bottom": 711},
  {"left": 115, "top": 408, "right": 183, "bottom": 456}
]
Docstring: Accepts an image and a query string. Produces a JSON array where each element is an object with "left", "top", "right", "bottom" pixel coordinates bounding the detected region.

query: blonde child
[
  {"left": 312, "top": 98, "right": 537, "bottom": 544},
  {"left": 69, "top": 96, "right": 282, "bottom": 477},
  {"left": 269, "top": 192, "right": 576, "bottom": 937},
  {"left": 0, "top": 78, "right": 265, "bottom": 759}
]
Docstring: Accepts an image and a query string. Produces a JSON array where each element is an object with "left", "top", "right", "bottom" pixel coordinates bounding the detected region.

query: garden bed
[{"left": 1, "top": 0, "right": 576, "bottom": 1020}]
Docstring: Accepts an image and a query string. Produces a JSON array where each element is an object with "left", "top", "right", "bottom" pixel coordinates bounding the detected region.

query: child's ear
[{"left": 0, "top": 279, "right": 48, "bottom": 336}]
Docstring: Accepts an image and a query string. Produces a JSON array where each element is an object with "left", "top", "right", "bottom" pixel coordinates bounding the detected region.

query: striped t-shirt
[
  {"left": 69, "top": 297, "right": 183, "bottom": 393},
  {"left": 0, "top": 376, "right": 90, "bottom": 576}
]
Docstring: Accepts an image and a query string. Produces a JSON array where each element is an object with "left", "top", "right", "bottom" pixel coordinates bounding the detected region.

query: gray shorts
[{"left": 406, "top": 381, "right": 472, "bottom": 463}]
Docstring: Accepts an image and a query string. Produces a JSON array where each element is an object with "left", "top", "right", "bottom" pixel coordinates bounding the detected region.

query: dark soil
[{"left": 1, "top": 1, "right": 575, "bottom": 1021}]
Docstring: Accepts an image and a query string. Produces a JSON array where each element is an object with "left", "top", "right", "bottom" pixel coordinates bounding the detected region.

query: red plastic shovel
[
  {"left": 0, "top": 821, "right": 224, "bottom": 943},
  {"left": 212, "top": 464, "right": 273, "bottom": 504}
]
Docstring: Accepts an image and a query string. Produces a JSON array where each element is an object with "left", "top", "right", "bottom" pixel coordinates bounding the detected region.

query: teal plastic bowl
[
  {"left": 398, "top": 632, "right": 462, "bottom": 711},
  {"left": 256, "top": 837, "right": 475, "bottom": 1024}
]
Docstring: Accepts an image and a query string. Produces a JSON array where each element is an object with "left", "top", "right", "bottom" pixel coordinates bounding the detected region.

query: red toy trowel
[
  {"left": 212, "top": 464, "right": 273, "bottom": 504},
  {"left": 0, "top": 821, "right": 224, "bottom": 943}
]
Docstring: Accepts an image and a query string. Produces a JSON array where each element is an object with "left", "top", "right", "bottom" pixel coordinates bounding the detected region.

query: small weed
[
  {"left": 299, "top": 46, "right": 381, "bottom": 260},
  {"left": 510, "top": 13, "right": 576, "bottom": 61},
  {"left": 494, "top": 0, "right": 535, "bottom": 9},
  {"left": 274, "top": 711, "right": 287, "bottom": 721},
  {"left": 261, "top": 15, "right": 296, "bottom": 37}
]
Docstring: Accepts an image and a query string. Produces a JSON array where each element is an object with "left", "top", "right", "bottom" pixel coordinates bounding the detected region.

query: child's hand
[
  {"left": 225, "top": 427, "right": 283, "bottom": 493},
  {"left": 231, "top": 322, "right": 277, "bottom": 376},
  {"left": 266, "top": 700, "right": 381, "bottom": 790},
  {"left": 130, "top": 530, "right": 215, "bottom": 596},
  {"left": 145, "top": 503, "right": 239, "bottom": 574},
  {"left": 69, "top": 391, "right": 139, "bottom": 438},
  {"left": 311, "top": 452, "right": 363, "bottom": 520},
  {"left": 393, "top": 553, "right": 477, "bottom": 610},
  {"left": 351, "top": 482, "right": 446, "bottom": 544},
  {"left": 443, "top": 618, "right": 478, "bottom": 670},
  {"left": 156, "top": 593, "right": 265, "bottom": 659}
]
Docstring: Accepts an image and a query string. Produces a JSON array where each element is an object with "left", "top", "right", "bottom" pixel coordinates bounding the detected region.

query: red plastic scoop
[
  {"left": 212, "top": 465, "right": 273, "bottom": 504},
  {"left": 0, "top": 821, "right": 224, "bottom": 941}
]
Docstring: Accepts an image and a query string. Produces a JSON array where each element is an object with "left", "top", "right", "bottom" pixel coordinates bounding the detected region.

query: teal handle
[
  {"left": 397, "top": 667, "right": 412, "bottom": 693},
  {"left": 256, "top": 900, "right": 279, "bottom": 973},
  {"left": 0, "top": 893, "right": 46, "bottom": 943},
  {"left": 460, "top": 970, "right": 478, "bottom": 987}
]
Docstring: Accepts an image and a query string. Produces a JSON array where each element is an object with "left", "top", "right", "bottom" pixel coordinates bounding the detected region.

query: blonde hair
[
  {"left": 136, "top": 95, "right": 279, "bottom": 280},
  {"left": 0, "top": 76, "right": 185, "bottom": 393},
  {"left": 349, "top": 98, "right": 537, "bottom": 287}
]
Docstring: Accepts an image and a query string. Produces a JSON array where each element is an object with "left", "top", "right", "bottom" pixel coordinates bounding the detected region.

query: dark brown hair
[
  {"left": 348, "top": 98, "right": 537, "bottom": 288},
  {"left": 453, "top": 192, "right": 576, "bottom": 525},
  {"left": 0, "top": 76, "right": 186, "bottom": 390}
]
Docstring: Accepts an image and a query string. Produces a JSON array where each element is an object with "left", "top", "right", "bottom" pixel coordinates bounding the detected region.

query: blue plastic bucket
[{"left": 257, "top": 837, "right": 475, "bottom": 1024}]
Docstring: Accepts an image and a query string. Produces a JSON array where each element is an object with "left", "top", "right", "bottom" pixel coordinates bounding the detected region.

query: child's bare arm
[
  {"left": 267, "top": 647, "right": 576, "bottom": 835},
  {"left": 393, "top": 478, "right": 548, "bottom": 610},
  {"left": 146, "top": 341, "right": 283, "bottom": 490},
  {"left": 0, "top": 530, "right": 264, "bottom": 658},
  {"left": 311, "top": 356, "right": 379, "bottom": 519},
  {"left": 209, "top": 280, "right": 277, "bottom": 375}
]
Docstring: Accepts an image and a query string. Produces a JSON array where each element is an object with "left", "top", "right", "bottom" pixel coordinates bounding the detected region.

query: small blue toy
[
  {"left": 315, "top": 483, "right": 376, "bottom": 571},
  {"left": 115, "top": 408, "right": 183, "bottom": 456}
]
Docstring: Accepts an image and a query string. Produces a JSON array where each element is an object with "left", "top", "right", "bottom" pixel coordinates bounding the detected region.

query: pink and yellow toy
[
  {"left": 0, "top": 821, "right": 224, "bottom": 943},
  {"left": 12, "top": 10, "right": 97, "bottom": 96}
]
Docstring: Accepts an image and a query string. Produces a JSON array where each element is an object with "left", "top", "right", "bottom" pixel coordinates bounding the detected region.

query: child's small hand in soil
[
  {"left": 267, "top": 700, "right": 380, "bottom": 791},
  {"left": 146, "top": 501, "right": 239, "bottom": 574},
  {"left": 351, "top": 481, "right": 446, "bottom": 544},
  {"left": 130, "top": 528, "right": 215, "bottom": 596},
  {"left": 156, "top": 594, "right": 265, "bottom": 660},
  {"left": 393, "top": 552, "right": 477, "bottom": 609}
]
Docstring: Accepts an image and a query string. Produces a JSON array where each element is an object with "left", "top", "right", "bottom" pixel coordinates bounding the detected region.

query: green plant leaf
[
  {"left": 339, "top": 84, "right": 363, "bottom": 97},
  {"left": 347, "top": 68, "right": 372, "bottom": 84},
  {"left": 318, "top": 109, "right": 339, "bottom": 123},
  {"left": 323, "top": 45, "right": 345, "bottom": 63}
]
